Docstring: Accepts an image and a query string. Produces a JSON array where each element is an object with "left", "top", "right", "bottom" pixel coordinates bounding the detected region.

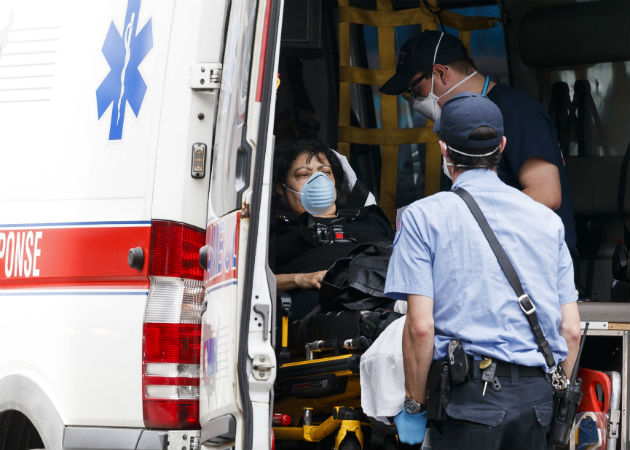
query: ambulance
[{"left": 0, "top": 0, "right": 628, "bottom": 449}]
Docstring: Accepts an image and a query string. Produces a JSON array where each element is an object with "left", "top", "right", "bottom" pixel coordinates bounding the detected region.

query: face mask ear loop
[
  {"left": 430, "top": 32, "right": 445, "bottom": 96},
  {"left": 447, "top": 144, "right": 500, "bottom": 158},
  {"left": 282, "top": 183, "right": 301, "bottom": 196}
]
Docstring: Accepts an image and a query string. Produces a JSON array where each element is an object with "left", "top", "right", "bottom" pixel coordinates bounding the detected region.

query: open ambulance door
[{"left": 200, "top": 0, "right": 282, "bottom": 449}]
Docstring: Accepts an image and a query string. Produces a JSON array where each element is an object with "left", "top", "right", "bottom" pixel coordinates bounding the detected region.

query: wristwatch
[{"left": 404, "top": 397, "right": 427, "bottom": 415}]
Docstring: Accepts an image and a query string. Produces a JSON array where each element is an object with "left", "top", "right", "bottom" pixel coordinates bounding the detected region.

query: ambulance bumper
[{"left": 63, "top": 426, "right": 200, "bottom": 450}]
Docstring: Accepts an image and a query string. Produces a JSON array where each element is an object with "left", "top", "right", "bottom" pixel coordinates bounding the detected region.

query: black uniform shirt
[{"left": 488, "top": 83, "right": 577, "bottom": 256}]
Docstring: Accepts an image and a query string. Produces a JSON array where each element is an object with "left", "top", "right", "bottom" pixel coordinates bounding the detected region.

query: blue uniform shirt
[{"left": 385, "top": 169, "right": 578, "bottom": 369}]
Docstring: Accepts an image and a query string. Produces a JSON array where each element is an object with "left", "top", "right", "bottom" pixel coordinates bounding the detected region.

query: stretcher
[{"left": 272, "top": 296, "right": 397, "bottom": 450}]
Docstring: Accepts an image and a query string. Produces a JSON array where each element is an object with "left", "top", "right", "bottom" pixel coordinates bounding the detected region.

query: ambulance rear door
[{"left": 199, "top": 0, "right": 282, "bottom": 449}]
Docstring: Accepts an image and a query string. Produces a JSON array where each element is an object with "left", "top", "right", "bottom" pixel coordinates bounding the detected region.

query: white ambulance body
[
  {"left": 1, "top": 0, "right": 629, "bottom": 449},
  {"left": 0, "top": 0, "right": 279, "bottom": 449}
]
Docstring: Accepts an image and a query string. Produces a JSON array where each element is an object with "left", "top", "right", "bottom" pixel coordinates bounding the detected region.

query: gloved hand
[{"left": 394, "top": 410, "right": 427, "bottom": 445}]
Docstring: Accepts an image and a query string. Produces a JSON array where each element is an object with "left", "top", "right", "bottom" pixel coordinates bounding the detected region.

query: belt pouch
[
  {"left": 426, "top": 360, "right": 450, "bottom": 421},
  {"left": 548, "top": 382, "right": 583, "bottom": 445}
]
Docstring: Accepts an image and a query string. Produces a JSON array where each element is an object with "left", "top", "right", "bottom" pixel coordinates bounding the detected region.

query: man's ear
[
  {"left": 276, "top": 183, "right": 284, "bottom": 195},
  {"left": 433, "top": 64, "right": 449, "bottom": 85},
  {"left": 438, "top": 140, "right": 449, "bottom": 159},
  {"left": 499, "top": 136, "right": 507, "bottom": 154}
]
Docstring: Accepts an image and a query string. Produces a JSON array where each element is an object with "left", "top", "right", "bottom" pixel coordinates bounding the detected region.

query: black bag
[
  {"left": 319, "top": 241, "right": 394, "bottom": 311},
  {"left": 426, "top": 360, "right": 451, "bottom": 421}
]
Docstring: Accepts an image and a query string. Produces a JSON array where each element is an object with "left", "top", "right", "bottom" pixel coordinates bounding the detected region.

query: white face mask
[
  {"left": 411, "top": 33, "right": 478, "bottom": 122},
  {"left": 442, "top": 158, "right": 454, "bottom": 180}
]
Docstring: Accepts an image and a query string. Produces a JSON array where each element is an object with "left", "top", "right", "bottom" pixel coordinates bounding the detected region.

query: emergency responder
[
  {"left": 383, "top": 93, "right": 581, "bottom": 449},
  {"left": 380, "top": 30, "right": 578, "bottom": 258}
]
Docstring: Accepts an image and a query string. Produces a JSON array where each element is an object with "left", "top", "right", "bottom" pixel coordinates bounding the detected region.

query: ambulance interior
[{"left": 270, "top": 0, "right": 630, "bottom": 448}]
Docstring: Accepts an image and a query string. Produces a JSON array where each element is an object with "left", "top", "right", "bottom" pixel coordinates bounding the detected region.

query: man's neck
[
  {"left": 451, "top": 166, "right": 498, "bottom": 183},
  {"left": 439, "top": 72, "right": 493, "bottom": 106}
]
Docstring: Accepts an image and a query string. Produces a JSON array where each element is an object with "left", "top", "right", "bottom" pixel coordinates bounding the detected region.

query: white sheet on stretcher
[{"left": 360, "top": 314, "right": 407, "bottom": 423}]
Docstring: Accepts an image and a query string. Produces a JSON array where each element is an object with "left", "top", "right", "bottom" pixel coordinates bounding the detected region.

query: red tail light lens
[
  {"left": 142, "top": 399, "right": 200, "bottom": 429},
  {"left": 149, "top": 220, "right": 205, "bottom": 280},
  {"left": 143, "top": 221, "right": 205, "bottom": 430},
  {"left": 143, "top": 323, "right": 201, "bottom": 364}
]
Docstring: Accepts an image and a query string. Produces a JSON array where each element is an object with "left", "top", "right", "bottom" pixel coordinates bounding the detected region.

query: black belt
[{"left": 467, "top": 356, "right": 546, "bottom": 378}]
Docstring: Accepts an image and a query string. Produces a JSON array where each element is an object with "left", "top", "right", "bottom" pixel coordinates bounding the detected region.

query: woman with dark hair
[{"left": 270, "top": 140, "right": 394, "bottom": 317}]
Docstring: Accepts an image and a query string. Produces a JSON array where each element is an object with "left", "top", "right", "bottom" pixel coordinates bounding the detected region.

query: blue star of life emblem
[{"left": 96, "top": 0, "right": 153, "bottom": 140}]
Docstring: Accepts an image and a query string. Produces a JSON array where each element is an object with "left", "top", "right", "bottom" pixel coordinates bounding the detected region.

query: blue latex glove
[{"left": 394, "top": 410, "right": 427, "bottom": 445}]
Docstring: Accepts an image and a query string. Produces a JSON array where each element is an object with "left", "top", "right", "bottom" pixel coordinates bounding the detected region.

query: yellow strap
[
  {"left": 339, "top": 126, "right": 437, "bottom": 146},
  {"left": 440, "top": 10, "right": 497, "bottom": 31},
  {"left": 459, "top": 30, "right": 472, "bottom": 51},
  {"left": 376, "top": 0, "right": 399, "bottom": 223},
  {"left": 337, "top": 0, "right": 351, "bottom": 157},
  {"left": 339, "top": 66, "right": 393, "bottom": 86},
  {"left": 281, "top": 316, "right": 288, "bottom": 348},
  {"left": 339, "top": 6, "right": 437, "bottom": 27}
]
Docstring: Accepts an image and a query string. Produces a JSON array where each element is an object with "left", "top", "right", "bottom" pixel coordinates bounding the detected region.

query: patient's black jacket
[{"left": 269, "top": 205, "right": 394, "bottom": 275}]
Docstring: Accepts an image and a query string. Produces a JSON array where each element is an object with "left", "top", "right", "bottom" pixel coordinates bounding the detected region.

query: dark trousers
[{"left": 429, "top": 368, "right": 554, "bottom": 450}]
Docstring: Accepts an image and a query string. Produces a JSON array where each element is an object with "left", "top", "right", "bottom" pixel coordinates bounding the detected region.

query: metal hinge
[
  {"left": 168, "top": 430, "right": 200, "bottom": 450},
  {"left": 252, "top": 354, "right": 273, "bottom": 381},
  {"left": 190, "top": 63, "right": 222, "bottom": 90}
]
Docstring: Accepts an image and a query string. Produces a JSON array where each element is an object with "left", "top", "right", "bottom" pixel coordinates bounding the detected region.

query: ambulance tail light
[{"left": 143, "top": 221, "right": 205, "bottom": 429}]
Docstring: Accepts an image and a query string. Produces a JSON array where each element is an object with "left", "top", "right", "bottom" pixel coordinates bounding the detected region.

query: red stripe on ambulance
[{"left": 0, "top": 224, "right": 151, "bottom": 289}]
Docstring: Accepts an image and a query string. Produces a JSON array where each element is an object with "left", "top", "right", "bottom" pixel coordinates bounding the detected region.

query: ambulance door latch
[
  {"left": 252, "top": 354, "right": 273, "bottom": 381},
  {"left": 190, "top": 63, "right": 222, "bottom": 90}
]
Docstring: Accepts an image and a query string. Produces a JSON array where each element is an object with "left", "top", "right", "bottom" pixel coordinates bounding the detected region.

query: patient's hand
[
  {"left": 294, "top": 270, "right": 327, "bottom": 290},
  {"left": 276, "top": 270, "right": 327, "bottom": 291}
]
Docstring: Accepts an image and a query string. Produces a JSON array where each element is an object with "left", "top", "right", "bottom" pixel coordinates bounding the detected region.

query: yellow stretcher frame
[
  {"left": 337, "top": 0, "right": 497, "bottom": 222},
  {"left": 273, "top": 406, "right": 367, "bottom": 450}
]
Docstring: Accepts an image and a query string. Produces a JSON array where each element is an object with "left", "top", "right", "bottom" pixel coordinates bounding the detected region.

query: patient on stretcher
[{"left": 269, "top": 140, "right": 394, "bottom": 318}]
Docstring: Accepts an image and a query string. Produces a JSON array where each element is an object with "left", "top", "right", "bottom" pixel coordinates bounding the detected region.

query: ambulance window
[
  {"left": 209, "top": 0, "right": 257, "bottom": 218},
  {"left": 506, "top": 1, "right": 630, "bottom": 300}
]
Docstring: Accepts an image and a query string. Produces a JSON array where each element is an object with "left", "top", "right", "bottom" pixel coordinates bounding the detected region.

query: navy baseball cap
[
  {"left": 434, "top": 93, "right": 504, "bottom": 149},
  {"left": 380, "top": 31, "right": 469, "bottom": 95}
]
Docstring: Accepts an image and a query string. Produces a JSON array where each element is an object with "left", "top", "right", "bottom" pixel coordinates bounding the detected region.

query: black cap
[
  {"left": 380, "top": 31, "right": 469, "bottom": 95},
  {"left": 435, "top": 93, "right": 504, "bottom": 149}
]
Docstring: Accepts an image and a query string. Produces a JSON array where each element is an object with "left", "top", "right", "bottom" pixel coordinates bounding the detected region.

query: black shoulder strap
[
  {"left": 344, "top": 180, "right": 371, "bottom": 209},
  {"left": 452, "top": 187, "right": 557, "bottom": 369}
]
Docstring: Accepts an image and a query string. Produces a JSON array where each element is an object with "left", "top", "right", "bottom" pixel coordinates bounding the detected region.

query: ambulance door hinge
[
  {"left": 252, "top": 354, "right": 274, "bottom": 381},
  {"left": 167, "top": 430, "right": 200, "bottom": 450},
  {"left": 190, "top": 63, "right": 222, "bottom": 90}
]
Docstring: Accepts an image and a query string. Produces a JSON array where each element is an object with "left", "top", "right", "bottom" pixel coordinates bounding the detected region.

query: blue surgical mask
[{"left": 283, "top": 172, "right": 335, "bottom": 215}]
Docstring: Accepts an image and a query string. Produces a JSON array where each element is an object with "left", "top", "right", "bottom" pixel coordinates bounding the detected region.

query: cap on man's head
[
  {"left": 380, "top": 31, "right": 469, "bottom": 95},
  {"left": 434, "top": 92, "right": 504, "bottom": 149}
]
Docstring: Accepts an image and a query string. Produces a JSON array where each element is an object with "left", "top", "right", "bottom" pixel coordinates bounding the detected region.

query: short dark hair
[
  {"left": 446, "top": 126, "right": 502, "bottom": 170},
  {"left": 447, "top": 58, "right": 477, "bottom": 75},
  {"left": 272, "top": 140, "right": 349, "bottom": 215}
]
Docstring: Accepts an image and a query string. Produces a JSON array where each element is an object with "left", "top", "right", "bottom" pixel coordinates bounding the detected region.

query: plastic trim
[{"left": 63, "top": 427, "right": 169, "bottom": 450}]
